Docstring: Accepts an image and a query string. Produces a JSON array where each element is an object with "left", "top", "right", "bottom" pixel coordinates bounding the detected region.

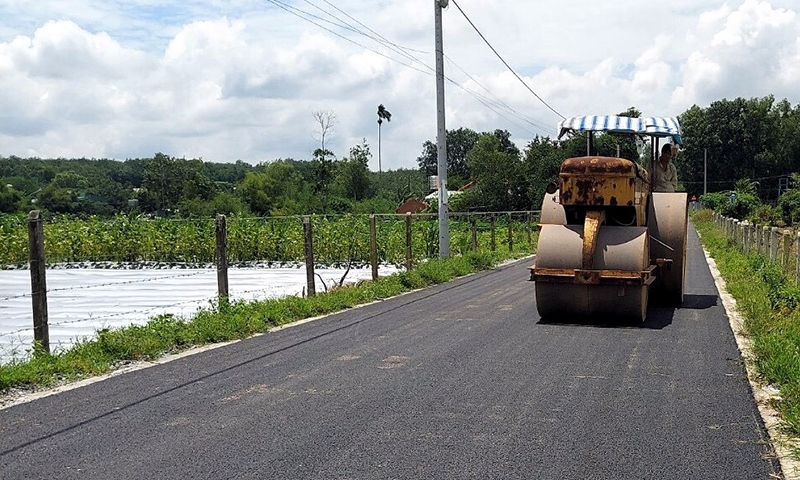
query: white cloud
[
  {"left": 672, "top": 0, "right": 800, "bottom": 109},
  {"left": 0, "top": 0, "right": 799, "bottom": 167}
]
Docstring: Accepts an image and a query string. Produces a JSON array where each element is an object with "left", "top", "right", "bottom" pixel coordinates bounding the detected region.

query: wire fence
[
  {"left": 0, "top": 211, "right": 541, "bottom": 363},
  {"left": 1, "top": 211, "right": 540, "bottom": 266}
]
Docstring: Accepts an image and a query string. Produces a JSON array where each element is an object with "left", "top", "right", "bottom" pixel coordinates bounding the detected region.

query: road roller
[{"left": 530, "top": 115, "right": 688, "bottom": 322}]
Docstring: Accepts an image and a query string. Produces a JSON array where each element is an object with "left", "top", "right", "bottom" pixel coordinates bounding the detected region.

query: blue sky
[{"left": 1, "top": 0, "right": 799, "bottom": 170}]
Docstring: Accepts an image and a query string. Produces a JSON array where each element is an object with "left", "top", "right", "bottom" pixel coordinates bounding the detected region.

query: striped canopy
[{"left": 558, "top": 115, "right": 682, "bottom": 145}]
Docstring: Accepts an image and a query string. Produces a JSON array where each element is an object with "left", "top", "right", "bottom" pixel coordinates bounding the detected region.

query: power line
[
  {"left": 445, "top": 55, "right": 552, "bottom": 133},
  {"left": 264, "top": 0, "right": 430, "bottom": 75},
  {"left": 450, "top": 0, "right": 565, "bottom": 120},
  {"left": 304, "top": 0, "right": 551, "bottom": 134},
  {"left": 314, "top": 0, "right": 428, "bottom": 55},
  {"left": 265, "top": 0, "right": 550, "bottom": 137},
  {"left": 298, "top": 0, "right": 433, "bottom": 71}
]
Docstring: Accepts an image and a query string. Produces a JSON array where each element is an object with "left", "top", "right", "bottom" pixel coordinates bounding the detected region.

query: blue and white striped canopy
[{"left": 558, "top": 115, "right": 682, "bottom": 145}]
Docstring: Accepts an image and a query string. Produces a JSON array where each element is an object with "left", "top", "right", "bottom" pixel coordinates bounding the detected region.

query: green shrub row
[{"left": 0, "top": 213, "right": 538, "bottom": 266}]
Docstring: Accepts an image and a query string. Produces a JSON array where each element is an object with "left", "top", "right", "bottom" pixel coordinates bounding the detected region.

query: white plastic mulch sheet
[{"left": 0, "top": 265, "right": 400, "bottom": 364}]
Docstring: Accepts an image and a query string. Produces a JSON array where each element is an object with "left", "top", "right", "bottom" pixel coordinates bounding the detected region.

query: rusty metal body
[
  {"left": 559, "top": 156, "right": 649, "bottom": 226},
  {"left": 530, "top": 154, "right": 687, "bottom": 321}
]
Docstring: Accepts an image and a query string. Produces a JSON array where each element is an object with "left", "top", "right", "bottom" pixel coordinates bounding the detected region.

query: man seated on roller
[{"left": 652, "top": 143, "right": 678, "bottom": 192}]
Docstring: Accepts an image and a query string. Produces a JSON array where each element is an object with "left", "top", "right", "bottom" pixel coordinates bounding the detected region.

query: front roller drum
[
  {"left": 534, "top": 225, "right": 650, "bottom": 322},
  {"left": 535, "top": 283, "right": 648, "bottom": 322}
]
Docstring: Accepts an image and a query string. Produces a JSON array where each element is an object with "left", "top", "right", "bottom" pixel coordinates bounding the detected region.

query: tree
[
  {"left": 490, "top": 129, "right": 520, "bottom": 158},
  {"left": 312, "top": 110, "right": 336, "bottom": 157},
  {"left": 463, "top": 133, "right": 528, "bottom": 211},
  {"left": 51, "top": 171, "right": 89, "bottom": 190},
  {"left": 141, "top": 153, "right": 216, "bottom": 213},
  {"left": 336, "top": 140, "right": 372, "bottom": 201},
  {"left": 594, "top": 108, "right": 642, "bottom": 162},
  {"left": 523, "top": 136, "right": 569, "bottom": 209},
  {"left": 0, "top": 185, "right": 21, "bottom": 213},
  {"left": 678, "top": 96, "right": 783, "bottom": 197},
  {"left": 416, "top": 127, "right": 480, "bottom": 184},
  {"left": 312, "top": 148, "right": 337, "bottom": 212},
  {"left": 238, "top": 161, "right": 304, "bottom": 215}
]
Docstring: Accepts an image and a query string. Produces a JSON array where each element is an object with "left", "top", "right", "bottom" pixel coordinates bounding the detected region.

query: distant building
[{"left": 396, "top": 198, "right": 428, "bottom": 214}]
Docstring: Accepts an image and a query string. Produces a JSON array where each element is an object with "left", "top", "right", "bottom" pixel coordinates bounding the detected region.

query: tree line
[{"left": 2, "top": 96, "right": 800, "bottom": 218}]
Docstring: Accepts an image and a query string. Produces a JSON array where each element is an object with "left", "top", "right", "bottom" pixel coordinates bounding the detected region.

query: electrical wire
[
  {"left": 307, "top": 0, "right": 550, "bottom": 133},
  {"left": 450, "top": 0, "right": 565, "bottom": 120},
  {"left": 445, "top": 55, "right": 552, "bottom": 133},
  {"left": 264, "top": 0, "right": 430, "bottom": 75},
  {"left": 263, "top": 0, "right": 555, "bottom": 136},
  {"left": 265, "top": 1, "right": 546, "bottom": 136},
  {"left": 313, "top": 0, "right": 429, "bottom": 55}
]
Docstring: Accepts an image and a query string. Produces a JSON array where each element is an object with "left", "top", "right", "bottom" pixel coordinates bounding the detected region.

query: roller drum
[
  {"left": 534, "top": 224, "right": 650, "bottom": 321},
  {"left": 647, "top": 193, "right": 688, "bottom": 305}
]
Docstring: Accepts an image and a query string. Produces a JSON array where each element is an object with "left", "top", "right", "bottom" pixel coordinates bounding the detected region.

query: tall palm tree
[{"left": 377, "top": 105, "right": 393, "bottom": 174}]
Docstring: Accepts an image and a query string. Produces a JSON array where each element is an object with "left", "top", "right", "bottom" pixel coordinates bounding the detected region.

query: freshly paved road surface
[{"left": 0, "top": 224, "right": 782, "bottom": 479}]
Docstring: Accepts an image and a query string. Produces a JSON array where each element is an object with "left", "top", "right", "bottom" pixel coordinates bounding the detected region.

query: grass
[
  {"left": 0, "top": 248, "right": 531, "bottom": 395},
  {"left": 693, "top": 209, "right": 800, "bottom": 440}
]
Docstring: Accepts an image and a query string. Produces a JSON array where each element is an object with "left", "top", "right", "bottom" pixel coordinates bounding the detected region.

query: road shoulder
[{"left": 702, "top": 243, "right": 800, "bottom": 479}]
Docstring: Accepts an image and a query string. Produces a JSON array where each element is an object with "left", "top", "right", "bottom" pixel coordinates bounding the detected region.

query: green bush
[
  {"left": 778, "top": 189, "right": 800, "bottom": 226},
  {"left": 723, "top": 192, "right": 760, "bottom": 219},
  {"left": 700, "top": 192, "right": 729, "bottom": 211},
  {"left": 749, "top": 204, "right": 780, "bottom": 226},
  {"left": 701, "top": 191, "right": 760, "bottom": 219}
]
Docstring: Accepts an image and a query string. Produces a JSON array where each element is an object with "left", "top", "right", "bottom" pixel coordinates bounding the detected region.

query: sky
[{"left": 1, "top": 0, "right": 799, "bottom": 171}]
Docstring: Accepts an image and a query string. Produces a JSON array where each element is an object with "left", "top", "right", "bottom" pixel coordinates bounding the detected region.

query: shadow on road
[
  {"left": 680, "top": 294, "right": 718, "bottom": 310},
  {"left": 535, "top": 294, "right": 718, "bottom": 330},
  {"left": 536, "top": 307, "right": 675, "bottom": 330}
]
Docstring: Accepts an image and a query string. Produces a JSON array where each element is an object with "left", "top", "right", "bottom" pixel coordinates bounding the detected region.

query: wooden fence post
[
  {"left": 303, "top": 216, "right": 315, "bottom": 297},
  {"left": 796, "top": 232, "right": 800, "bottom": 284},
  {"left": 783, "top": 231, "right": 791, "bottom": 272},
  {"left": 215, "top": 214, "right": 229, "bottom": 305},
  {"left": 740, "top": 222, "right": 746, "bottom": 248},
  {"left": 405, "top": 213, "right": 413, "bottom": 270},
  {"left": 755, "top": 224, "right": 762, "bottom": 254},
  {"left": 28, "top": 210, "right": 49, "bottom": 353},
  {"left": 742, "top": 221, "right": 750, "bottom": 252},
  {"left": 470, "top": 215, "right": 478, "bottom": 251},
  {"left": 526, "top": 212, "right": 532, "bottom": 249},
  {"left": 490, "top": 214, "right": 496, "bottom": 252},
  {"left": 369, "top": 214, "right": 378, "bottom": 281},
  {"left": 770, "top": 227, "right": 778, "bottom": 262},
  {"left": 507, "top": 213, "right": 513, "bottom": 252}
]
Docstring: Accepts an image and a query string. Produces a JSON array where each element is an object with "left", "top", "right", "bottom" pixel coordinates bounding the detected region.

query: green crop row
[{"left": 0, "top": 213, "right": 539, "bottom": 267}]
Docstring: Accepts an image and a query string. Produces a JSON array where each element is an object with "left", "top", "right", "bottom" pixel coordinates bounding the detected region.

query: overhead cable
[
  {"left": 450, "top": 0, "right": 565, "bottom": 120},
  {"left": 265, "top": 0, "right": 550, "bottom": 136}
]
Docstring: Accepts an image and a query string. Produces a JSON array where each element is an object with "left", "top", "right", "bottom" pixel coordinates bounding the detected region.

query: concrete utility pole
[
  {"left": 704, "top": 148, "right": 708, "bottom": 195},
  {"left": 435, "top": 0, "right": 449, "bottom": 258}
]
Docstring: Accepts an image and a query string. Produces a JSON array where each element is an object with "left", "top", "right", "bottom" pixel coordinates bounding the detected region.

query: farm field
[{"left": 0, "top": 265, "right": 399, "bottom": 364}]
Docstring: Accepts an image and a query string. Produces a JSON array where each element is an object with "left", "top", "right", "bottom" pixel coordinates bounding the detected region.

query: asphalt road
[{"left": 0, "top": 224, "right": 782, "bottom": 479}]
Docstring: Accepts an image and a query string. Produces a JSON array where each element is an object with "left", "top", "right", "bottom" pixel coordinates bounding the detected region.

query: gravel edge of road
[{"left": 701, "top": 243, "right": 800, "bottom": 480}]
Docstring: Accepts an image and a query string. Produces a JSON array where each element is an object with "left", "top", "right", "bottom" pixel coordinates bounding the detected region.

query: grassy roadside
[
  {"left": 693, "top": 209, "right": 800, "bottom": 441},
  {"left": 0, "top": 249, "right": 532, "bottom": 395}
]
